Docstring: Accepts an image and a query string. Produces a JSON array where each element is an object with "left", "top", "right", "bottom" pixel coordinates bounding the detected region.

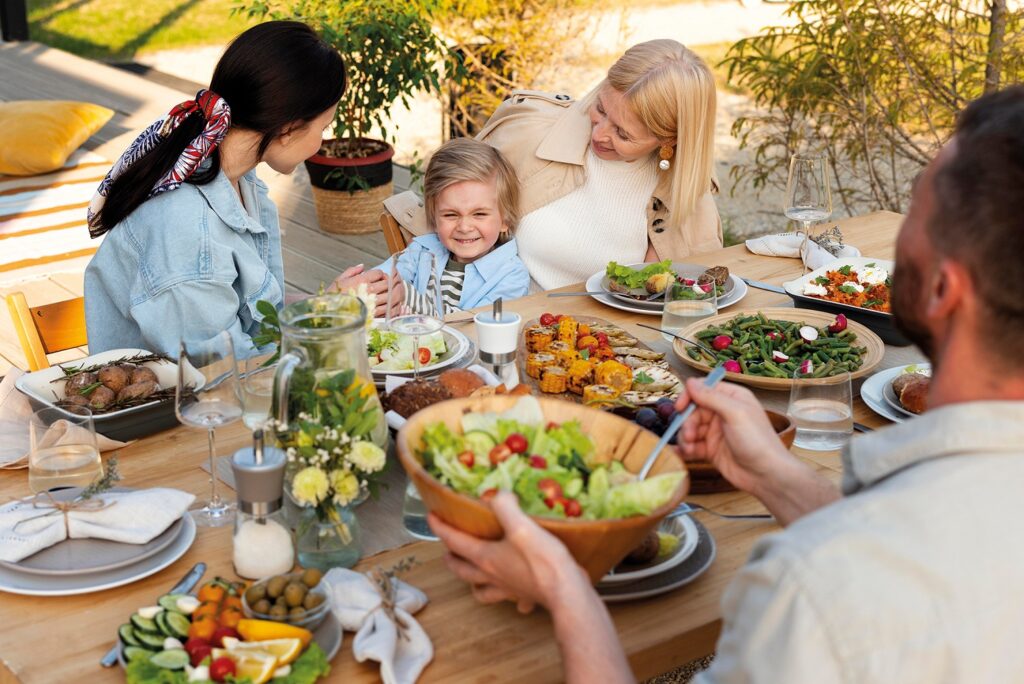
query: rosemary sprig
[
  {"left": 79, "top": 456, "right": 122, "bottom": 500},
  {"left": 52, "top": 353, "right": 172, "bottom": 381}
]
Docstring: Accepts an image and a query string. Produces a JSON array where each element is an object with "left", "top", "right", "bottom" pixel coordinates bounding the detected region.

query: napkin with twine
[
  {"left": 323, "top": 566, "right": 432, "bottom": 684},
  {"left": 0, "top": 368, "right": 129, "bottom": 469},
  {"left": 0, "top": 487, "right": 195, "bottom": 563},
  {"left": 745, "top": 229, "right": 861, "bottom": 271}
]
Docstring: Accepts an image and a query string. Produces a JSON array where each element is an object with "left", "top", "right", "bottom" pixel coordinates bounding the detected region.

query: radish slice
[
  {"left": 723, "top": 360, "right": 742, "bottom": 373},
  {"left": 712, "top": 335, "right": 733, "bottom": 351},
  {"left": 828, "top": 314, "right": 848, "bottom": 333},
  {"left": 799, "top": 326, "right": 819, "bottom": 342},
  {"left": 772, "top": 351, "right": 789, "bottom": 363},
  {"left": 799, "top": 359, "right": 814, "bottom": 375}
]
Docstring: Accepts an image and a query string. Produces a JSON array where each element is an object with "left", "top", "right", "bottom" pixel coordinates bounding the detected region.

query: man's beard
[{"left": 892, "top": 256, "right": 936, "bottom": 361}]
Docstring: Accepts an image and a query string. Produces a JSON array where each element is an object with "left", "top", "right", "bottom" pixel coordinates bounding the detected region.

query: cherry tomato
[
  {"left": 218, "top": 607, "right": 242, "bottom": 629},
  {"left": 188, "top": 615, "right": 217, "bottom": 641},
  {"left": 197, "top": 582, "right": 225, "bottom": 604},
  {"left": 209, "top": 656, "right": 237, "bottom": 683},
  {"left": 210, "top": 626, "right": 240, "bottom": 648},
  {"left": 545, "top": 421, "right": 560, "bottom": 431},
  {"left": 457, "top": 450, "right": 475, "bottom": 468},
  {"left": 594, "top": 332, "right": 609, "bottom": 345},
  {"left": 418, "top": 347, "right": 432, "bottom": 365},
  {"left": 480, "top": 488, "right": 498, "bottom": 502},
  {"left": 193, "top": 602, "right": 218, "bottom": 621},
  {"left": 489, "top": 444, "right": 513, "bottom": 465},
  {"left": 538, "top": 478, "right": 563, "bottom": 503},
  {"left": 563, "top": 499, "right": 582, "bottom": 517},
  {"left": 539, "top": 313, "right": 556, "bottom": 326},
  {"left": 578, "top": 323, "right": 591, "bottom": 336},
  {"left": 505, "top": 433, "right": 528, "bottom": 454},
  {"left": 553, "top": 314, "right": 565, "bottom": 323},
  {"left": 528, "top": 455, "right": 547, "bottom": 469},
  {"left": 184, "top": 637, "right": 210, "bottom": 656},
  {"left": 190, "top": 645, "right": 213, "bottom": 668}
]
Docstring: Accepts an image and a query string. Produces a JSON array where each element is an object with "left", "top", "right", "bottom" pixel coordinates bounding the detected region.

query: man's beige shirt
[{"left": 699, "top": 401, "right": 1024, "bottom": 683}]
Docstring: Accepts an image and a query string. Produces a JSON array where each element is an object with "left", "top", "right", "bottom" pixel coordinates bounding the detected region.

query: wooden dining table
[{"left": 0, "top": 210, "right": 923, "bottom": 684}]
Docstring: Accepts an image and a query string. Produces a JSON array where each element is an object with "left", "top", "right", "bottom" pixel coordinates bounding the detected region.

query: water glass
[
  {"left": 402, "top": 480, "right": 436, "bottom": 541},
  {"left": 661, "top": 278, "right": 718, "bottom": 343},
  {"left": 240, "top": 358, "right": 276, "bottom": 430},
  {"left": 787, "top": 368, "right": 853, "bottom": 451},
  {"left": 28, "top": 405, "right": 102, "bottom": 493},
  {"left": 784, "top": 153, "right": 833, "bottom": 272}
]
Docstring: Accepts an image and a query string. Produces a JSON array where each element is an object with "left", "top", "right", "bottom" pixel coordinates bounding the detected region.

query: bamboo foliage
[{"left": 724, "top": 0, "right": 1023, "bottom": 214}]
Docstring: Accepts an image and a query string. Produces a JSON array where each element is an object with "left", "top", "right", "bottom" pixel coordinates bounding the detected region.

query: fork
[{"left": 668, "top": 501, "right": 774, "bottom": 521}]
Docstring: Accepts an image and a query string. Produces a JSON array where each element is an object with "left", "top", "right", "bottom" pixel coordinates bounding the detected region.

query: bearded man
[{"left": 430, "top": 86, "right": 1024, "bottom": 683}]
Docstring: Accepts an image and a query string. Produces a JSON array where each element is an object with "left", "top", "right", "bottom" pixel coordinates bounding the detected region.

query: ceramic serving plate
[
  {"left": 600, "top": 262, "right": 744, "bottom": 311},
  {"left": 15, "top": 348, "right": 206, "bottom": 441},
  {"left": 599, "top": 514, "right": 699, "bottom": 585},
  {"left": 783, "top": 257, "right": 909, "bottom": 346},
  {"left": 672, "top": 308, "right": 886, "bottom": 391},
  {"left": 585, "top": 264, "right": 748, "bottom": 317},
  {"left": 369, "top": 324, "right": 473, "bottom": 378},
  {"left": 861, "top": 363, "right": 930, "bottom": 423}
]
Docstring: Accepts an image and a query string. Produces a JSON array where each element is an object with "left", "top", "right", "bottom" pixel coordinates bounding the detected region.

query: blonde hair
[
  {"left": 588, "top": 40, "right": 716, "bottom": 239},
  {"left": 423, "top": 138, "right": 521, "bottom": 236}
]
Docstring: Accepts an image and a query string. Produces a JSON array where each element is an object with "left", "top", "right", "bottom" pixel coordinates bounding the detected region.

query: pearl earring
[{"left": 658, "top": 144, "right": 674, "bottom": 172}]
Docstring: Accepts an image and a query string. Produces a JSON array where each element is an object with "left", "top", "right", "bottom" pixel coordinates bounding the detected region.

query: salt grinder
[
  {"left": 475, "top": 298, "right": 521, "bottom": 388},
  {"left": 231, "top": 430, "right": 294, "bottom": 578}
]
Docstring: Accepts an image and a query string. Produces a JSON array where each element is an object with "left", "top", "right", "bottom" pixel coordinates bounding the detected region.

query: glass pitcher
[{"left": 272, "top": 294, "right": 387, "bottom": 448}]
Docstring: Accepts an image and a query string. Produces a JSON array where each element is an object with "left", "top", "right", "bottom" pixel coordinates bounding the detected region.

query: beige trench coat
[{"left": 384, "top": 90, "right": 723, "bottom": 261}]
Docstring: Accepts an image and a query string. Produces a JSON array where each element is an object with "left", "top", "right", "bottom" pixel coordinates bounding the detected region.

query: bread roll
[
  {"left": 437, "top": 369, "right": 485, "bottom": 398},
  {"left": 895, "top": 373, "right": 929, "bottom": 414}
]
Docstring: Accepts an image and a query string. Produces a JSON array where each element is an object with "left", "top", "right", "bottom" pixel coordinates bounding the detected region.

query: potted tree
[{"left": 238, "top": 0, "right": 460, "bottom": 234}]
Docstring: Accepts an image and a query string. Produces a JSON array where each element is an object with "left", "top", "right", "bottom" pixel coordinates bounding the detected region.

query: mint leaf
[
  {"left": 634, "top": 370, "right": 654, "bottom": 384},
  {"left": 814, "top": 276, "right": 830, "bottom": 285},
  {"left": 837, "top": 265, "right": 853, "bottom": 276},
  {"left": 839, "top": 285, "right": 859, "bottom": 295}
]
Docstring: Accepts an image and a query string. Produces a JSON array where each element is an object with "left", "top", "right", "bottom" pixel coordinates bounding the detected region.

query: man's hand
[
  {"left": 675, "top": 379, "right": 793, "bottom": 496},
  {"left": 676, "top": 378, "right": 841, "bottom": 525},
  {"left": 329, "top": 265, "right": 396, "bottom": 317},
  {"left": 429, "top": 492, "right": 587, "bottom": 613}
]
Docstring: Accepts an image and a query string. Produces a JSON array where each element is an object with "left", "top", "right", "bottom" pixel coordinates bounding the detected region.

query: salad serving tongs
[{"left": 636, "top": 364, "right": 726, "bottom": 481}]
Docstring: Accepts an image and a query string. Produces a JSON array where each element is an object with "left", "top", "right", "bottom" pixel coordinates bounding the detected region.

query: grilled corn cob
[
  {"left": 539, "top": 366, "right": 569, "bottom": 393},
  {"left": 583, "top": 384, "right": 620, "bottom": 404},
  {"left": 566, "top": 359, "right": 596, "bottom": 395},
  {"left": 557, "top": 317, "right": 578, "bottom": 344},
  {"left": 525, "top": 325, "right": 555, "bottom": 353},
  {"left": 595, "top": 360, "right": 633, "bottom": 394},
  {"left": 525, "top": 352, "right": 558, "bottom": 379}
]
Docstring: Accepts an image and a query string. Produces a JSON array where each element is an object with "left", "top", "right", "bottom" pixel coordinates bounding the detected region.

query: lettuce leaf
[
  {"left": 605, "top": 260, "right": 673, "bottom": 289},
  {"left": 603, "top": 472, "right": 685, "bottom": 518}
]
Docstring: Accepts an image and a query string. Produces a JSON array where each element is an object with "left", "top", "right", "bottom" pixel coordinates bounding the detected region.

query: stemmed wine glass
[
  {"left": 784, "top": 153, "right": 833, "bottom": 271},
  {"left": 387, "top": 251, "right": 444, "bottom": 380},
  {"left": 175, "top": 331, "right": 242, "bottom": 527}
]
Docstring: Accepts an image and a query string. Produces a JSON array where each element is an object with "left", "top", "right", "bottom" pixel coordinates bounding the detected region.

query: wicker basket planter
[{"left": 304, "top": 139, "right": 395, "bottom": 235}]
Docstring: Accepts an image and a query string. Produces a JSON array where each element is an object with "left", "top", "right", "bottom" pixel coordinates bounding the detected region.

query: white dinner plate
[
  {"left": 0, "top": 513, "right": 195, "bottom": 596},
  {"left": 585, "top": 269, "right": 747, "bottom": 316},
  {"left": 370, "top": 324, "right": 473, "bottom": 377},
  {"left": 597, "top": 518, "right": 716, "bottom": 602},
  {"left": 860, "top": 363, "right": 931, "bottom": 424},
  {"left": 599, "top": 514, "right": 699, "bottom": 585}
]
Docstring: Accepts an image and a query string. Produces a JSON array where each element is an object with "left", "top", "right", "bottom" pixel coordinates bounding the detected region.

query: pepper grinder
[
  {"left": 230, "top": 430, "right": 294, "bottom": 579},
  {"left": 475, "top": 298, "right": 521, "bottom": 388}
]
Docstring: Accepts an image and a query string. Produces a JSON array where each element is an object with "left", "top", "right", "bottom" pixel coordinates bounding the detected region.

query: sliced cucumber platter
[{"left": 118, "top": 592, "right": 199, "bottom": 669}]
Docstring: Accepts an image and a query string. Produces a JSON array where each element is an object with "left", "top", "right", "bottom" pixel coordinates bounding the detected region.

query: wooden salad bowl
[
  {"left": 396, "top": 396, "right": 689, "bottom": 584},
  {"left": 687, "top": 410, "right": 795, "bottom": 493}
]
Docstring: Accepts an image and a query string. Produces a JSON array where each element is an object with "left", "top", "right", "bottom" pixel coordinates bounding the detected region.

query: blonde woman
[{"left": 385, "top": 39, "right": 720, "bottom": 290}]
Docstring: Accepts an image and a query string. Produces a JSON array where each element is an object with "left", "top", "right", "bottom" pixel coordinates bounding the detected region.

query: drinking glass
[
  {"left": 176, "top": 332, "right": 242, "bottom": 526},
  {"left": 28, "top": 405, "right": 102, "bottom": 493},
  {"left": 402, "top": 480, "right": 437, "bottom": 541},
  {"left": 784, "top": 153, "right": 833, "bottom": 271},
  {"left": 387, "top": 251, "right": 443, "bottom": 380},
  {"left": 240, "top": 357, "right": 275, "bottom": 431},
  {"left": 787, "top": 368, "right": 853, "bottom": 451},
  {"left": 660, "top": 277, "right": 718, "bottom": 343}
]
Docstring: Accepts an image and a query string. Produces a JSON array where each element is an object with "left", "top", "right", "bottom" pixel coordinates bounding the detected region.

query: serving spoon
[{"left": 635, "top": 323, "right": 717, "bottom": 358}]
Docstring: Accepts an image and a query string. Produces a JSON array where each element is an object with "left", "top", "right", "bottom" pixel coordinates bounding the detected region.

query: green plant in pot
[{"left": 236, "top": 0, "right": 460, "bottom": 234}]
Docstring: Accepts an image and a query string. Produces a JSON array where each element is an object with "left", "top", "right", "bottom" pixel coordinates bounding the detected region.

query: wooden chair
[
  {"left": 5, "top": 292, "right": 87, "bottom": 371},
  {"left": 380, "top": 211, "right": 413, "bottom": 255}
]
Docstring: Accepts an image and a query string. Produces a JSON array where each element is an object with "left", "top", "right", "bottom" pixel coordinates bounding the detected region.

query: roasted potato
[
  {"left": 97, "top": 365, "right": 130, "bottom": 393},
  {"left": 129, "top": 366, "right": 159, "bottom": 385},
  {"left": 116, "top": 380, "right": 157, "bottom": 403},
  {"left": 88, "top": 385, "right": 116, "bottom": 409}
]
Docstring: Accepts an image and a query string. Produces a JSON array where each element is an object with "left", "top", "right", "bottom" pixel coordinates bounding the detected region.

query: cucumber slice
[
  {"left": 164, "top": 611, "right": 191, "bottom": 639},
  {"left": 122, "top": 646, "right": 154, "bottom": 663},
  {"left": 150, "top": 649, "right": 190, "bottom": 670},
  {"left": 464, "top": 430, "right": 497, "bottom": 457},
  {"left": 158, "top": 594, "right": 189, "bottom": 613},
  {"left": 130, "top": 613, "right": 159, "bottom": 633},
  {"left": 118, "top": 624, "right": 141, "bottom": 647},
  {"left": 154, "top": 610, "right": 174, "bottom": 637},
  {"left": 134, "top": 630, "right": 167, "bottom": 649}
]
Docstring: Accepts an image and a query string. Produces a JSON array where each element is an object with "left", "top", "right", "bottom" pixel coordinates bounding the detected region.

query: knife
[
  {"left": 741, "top": 278, "right": 787, "bottom": 295},
  {"left": 99, "top": 562, "right": 206, "bottom": 667}
]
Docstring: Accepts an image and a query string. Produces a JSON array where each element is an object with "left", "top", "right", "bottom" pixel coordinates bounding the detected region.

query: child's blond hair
[{"left": 423, "top": 138, "right": 520, "bottom": 236}]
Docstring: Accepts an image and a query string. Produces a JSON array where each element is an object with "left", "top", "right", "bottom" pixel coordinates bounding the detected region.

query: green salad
[
  {"left": 417, "top": 397, "right": 683, "bottom": 519},
  {"left": 367, "top": 327, "right": 446, "bottom": 371}
]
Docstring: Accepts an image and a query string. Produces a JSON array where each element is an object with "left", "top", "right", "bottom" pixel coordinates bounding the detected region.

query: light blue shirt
[
  {"left": 376, "top": 233, "right": 530, "bottom": 310},
  {"left": 84, "top": 169, "right": 285, "bottom": 360}
]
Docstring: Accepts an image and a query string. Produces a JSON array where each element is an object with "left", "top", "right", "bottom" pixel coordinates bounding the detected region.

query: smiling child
[{"left": 377, "top": 138, "right": 530, "bottom": 315}]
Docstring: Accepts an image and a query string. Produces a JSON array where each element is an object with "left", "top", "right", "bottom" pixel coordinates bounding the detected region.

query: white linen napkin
[
  {"left": 0, "top": 487, "right": 195, "bottom": 563},
  {"left": 384, "top": 364, "right": 501, "bottom": 432},
  {"left": 323, "top": 567, "right": 432, "bottom": 684},
  {"left": 745, "top": 232, "right": 861, "bottom": 271},
  {"left": 0, "top": 368, "right": 129, "bottom": 469}
]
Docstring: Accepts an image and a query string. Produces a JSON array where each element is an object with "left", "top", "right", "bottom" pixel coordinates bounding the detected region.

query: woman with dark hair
[{"left": 84, "top": 20, "right": 385, "bottom": 358}]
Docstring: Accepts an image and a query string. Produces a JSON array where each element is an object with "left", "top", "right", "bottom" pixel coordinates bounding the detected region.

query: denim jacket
[
  {"left": 376, "top": 233, "right": 530, "bottom": 311},
  {"left": 84, "top": 169, "right": 285, "bottom": 359}
]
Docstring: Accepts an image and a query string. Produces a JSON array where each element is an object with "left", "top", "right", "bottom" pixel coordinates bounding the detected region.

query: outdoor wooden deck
[{"left": 0, "top": 40, "right": 407, "bottom": 375}]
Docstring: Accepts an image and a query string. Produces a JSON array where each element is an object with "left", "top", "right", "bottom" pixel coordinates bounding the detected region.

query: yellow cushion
[{"left": 0, "top": 101, "right": 114, "bottom": 176}]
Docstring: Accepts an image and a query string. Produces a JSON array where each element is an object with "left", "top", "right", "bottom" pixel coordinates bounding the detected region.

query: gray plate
[
  {"left": 601, "top": 262, "right": 737, "bottom": 310},
  {"left": 0, "top": 488, "right": 185, "bottom": 576},
  {"left": 599, "top": 515, "right": 699, "bottom": 585},
  {"left": 118, "top": 612, "right": 344, "bottom": 668},
  {"left": 597, "top": 518, "right": 716, "bottom": 603}
]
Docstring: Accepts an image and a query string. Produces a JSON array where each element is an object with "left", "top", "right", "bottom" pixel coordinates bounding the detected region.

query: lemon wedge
[
  {"left": 210, "top": 649, "right": 277, "bottom": 684},
  {"left": 227, "top": 638, "right": 304, "bottom": 666}
]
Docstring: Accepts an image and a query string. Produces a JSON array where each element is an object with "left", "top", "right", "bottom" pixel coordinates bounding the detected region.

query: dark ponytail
[{"left": 92, "top": 20, "right": 346, "bottom": 235}]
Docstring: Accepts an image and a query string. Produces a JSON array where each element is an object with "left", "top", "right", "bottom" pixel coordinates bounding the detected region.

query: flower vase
[{"left": 296, "top": 504, "right": 362, "bottom": 570}]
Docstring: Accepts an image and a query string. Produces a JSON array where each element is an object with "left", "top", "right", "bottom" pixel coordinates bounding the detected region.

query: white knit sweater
[{"left": 516, "top": 148, "right": 659, "bottom": 290}]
